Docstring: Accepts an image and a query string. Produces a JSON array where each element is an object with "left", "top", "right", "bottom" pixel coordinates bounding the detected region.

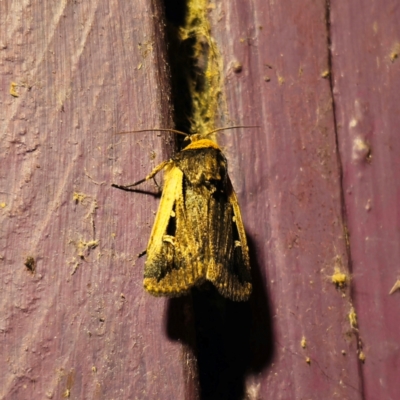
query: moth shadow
[{"left": 165, "top": 234, "right": 274, "bottom": 399}]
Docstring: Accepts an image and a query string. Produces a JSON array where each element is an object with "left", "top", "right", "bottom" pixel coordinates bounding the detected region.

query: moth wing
[
  {"left": 207, "top": 177, "right": 252, "bottom": 301},
  {"left": 145, "top": 164, "right": 181, "bottom": 254},
  {"left": 144, "top": 165, "right": 201, "bottom": 296},
  {"left": 227, "top": 178, "right": 250, "bottom": 268}
]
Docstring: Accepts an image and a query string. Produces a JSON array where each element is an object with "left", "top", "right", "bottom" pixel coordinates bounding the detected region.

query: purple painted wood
[
  {"left": 2, "top": 0, "right": 398, "bottom": 398},
  {"left": 210, "top": 0, "right": 363, "bottom": 398},
  {"left": 0, "top": 1, "right": 191, "bottom": 398},
  {"left": 330, "top": 1, "right": 400, "bottom": 399}
]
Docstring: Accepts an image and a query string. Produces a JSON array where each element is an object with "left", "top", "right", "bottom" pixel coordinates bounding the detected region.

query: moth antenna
[
  {"left": 203, "top": 125, "right": 260, "bottom": 137},
  {"left": 116, "top": 128, "right": 189, "bottom": 137}
]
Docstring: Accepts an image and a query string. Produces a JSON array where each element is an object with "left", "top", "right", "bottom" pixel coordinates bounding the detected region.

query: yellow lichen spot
[
  {"left": 321, "top": 70, "right": 330, "bottom": 78},
  {"left": 10, "top": 82, "right": 19, "bottom": 97},
  {"left": 0, "top": 202, "right": 6, "bottom": 208},
  {"left": 348, "top": 307, "right": 358, "bottom": 329},
  {"left": 332, "top": 267, "right": 347, "bottom": 288},
  {"left": 352, "top": 137, "right": 372, "bottom": 163},
  {"left": 349, "top": 118, "right": 357, "bottom": 128},
  {"left": 277, "top": 75, "right": 285, "bottom": 85},
  {"left": 91, "top": 366, "right": 97, "bottom": 373},
  {"left": 390, "top": 42, "right": 400, "bottom": 62},
  {"left": 232, "top": 61, "right": 242, "bottom": 73},
  {"left": 301, "top": 336, "right": 307, "bottom": 349},
  {"left": 389, "top": 279, "right": 400, "bottom": 295},
  {"left": 77, "top": 239, "right": 99, "bottom": 257},
  {"left": 359, "top": 351, "right": 366, "bottom": 362},
  {"left": 62, "top": 389, "right": 70, "bottom": 398},
  {"left": 24, "top": 256, "right": 36, "bottom": 274},
  {"left": 85, "top": 240, "right": 98, "bottom": 249},
  {"left": 173, "top": 0, "right": 223, "bottom": 135},
  {"left": 298, "top": 67, "right": 303, "bottom": 76},
  {"left": 73, "top": 192, "right": 87, "bottom": 203},
  {"left": 305, "top": 357, "right": 311, "bottom": 364}
]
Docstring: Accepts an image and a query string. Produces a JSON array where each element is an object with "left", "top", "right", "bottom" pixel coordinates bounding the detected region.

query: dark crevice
[
  {"left": 161, "top": 2, "right": 274, "bottom": 398},
  {"left": 163, "top": 0, "right": 194, "bottom": 144},
  {"left": 164, "top": 0, "right": 187, "bottom": 25},
  {"left": 325, "top": 2, "right": 365, "bottom": 399},
  {"left": 324, "top": 2, "right": 349, "bottom": 268},
  {"left": 163, "top": 0, "right": 214, "bottom": 144},
  {"left": 150, "top": 0, "right": 175, "bottom": 135}
]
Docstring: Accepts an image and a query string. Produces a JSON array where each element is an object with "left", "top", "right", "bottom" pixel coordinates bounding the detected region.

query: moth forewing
[
  {"left": 203, "top": 176, "right": 252, "bottom": 301},
  {"left": 145, "top": 164, "right": 182, "bottom": 254},
  {"left": 144, "top": 164, "right": 192, "bottom": 296},
  {"left": 227, "top": 179, "right": 250, "bottom": 267}
]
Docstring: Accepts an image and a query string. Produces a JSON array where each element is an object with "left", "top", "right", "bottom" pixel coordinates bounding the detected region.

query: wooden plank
[
  {"left": 209, "top": 0, "right": 363, "bottom": 398},
  {"left": 330, "top": 1, "right": 400, "bottom": 399},
  {"left": 0, "top": 1, "right": 192, "bottom": 398},
  {"left": 4, "top": 0, "right": 397, "bottom": 398}
]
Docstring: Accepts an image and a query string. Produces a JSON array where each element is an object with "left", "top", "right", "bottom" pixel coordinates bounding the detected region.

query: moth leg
[
  {"left": 152, "top": 176, "right": 162, "bottom": 192},
  {"left": 138, "top": 250, "right": 147, "bottom": 258},
  {"left": 112, "top": 160, "right": 170, "bottom": 191}
]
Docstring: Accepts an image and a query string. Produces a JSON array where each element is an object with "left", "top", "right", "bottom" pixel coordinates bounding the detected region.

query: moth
[{"left": 112, "top": 127, "right": 256, "bottom": 301}]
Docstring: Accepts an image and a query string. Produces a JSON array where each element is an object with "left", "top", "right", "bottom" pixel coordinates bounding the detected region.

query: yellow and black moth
[{"left": 112, "top": 127, "right": 254, "bottom": 301}]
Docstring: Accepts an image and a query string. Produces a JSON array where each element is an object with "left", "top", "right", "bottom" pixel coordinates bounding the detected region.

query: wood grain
[
  {"left": 1, "top": 0, "right": 398, "bottom": 399},
  {"left": 211, "top": 1, "right": 361, "bottom": 398},
  {"left": 331, "top": 1, "right": 400, "bottom": 399},
  {"left": 0, "top": 1, "right": 187, "bottom": 398}
]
